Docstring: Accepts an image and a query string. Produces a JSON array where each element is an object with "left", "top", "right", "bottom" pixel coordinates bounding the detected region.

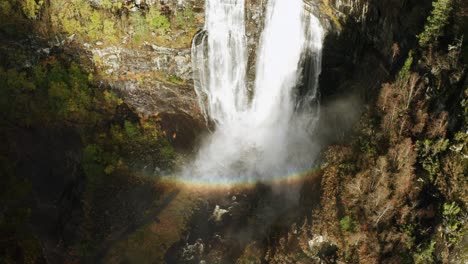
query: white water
[{"left": 186, "top": 0, "right": 324, "bottom": 183}]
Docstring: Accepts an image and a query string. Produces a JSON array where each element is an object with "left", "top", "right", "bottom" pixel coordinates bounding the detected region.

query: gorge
[{"left": 0, "top": 0, "right": 466, "bottom": 263}]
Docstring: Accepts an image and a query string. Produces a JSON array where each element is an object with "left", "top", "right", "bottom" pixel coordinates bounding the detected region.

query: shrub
[
  {"left": 103, "top": 90, "right": 123, "bottom": 106},
  {"left": 50, "top": 0, "right": 91, "bottom": 36},
  {"left": 124, "top": 120, "right": 139, "bottom": 138},
  {"left": 413, "top": 240, "right": 435, "bottom": 264},
  {"left": 416, "top": 139, "right": 449, "bottom": 182},
  {"left": 146, "top": 7, "right": 170, "bottom": 31},
  {"left": 175, "top": 7, "right": 196, "bottom": 31},
  {"left": 102, "top": 19, "right": 118, "bottom": 43},
  {"left": 168, "top": 75, "right": 184, "bottom": 84},
  {"left": 20, "top": 0, "right": 43, "bottom": 19},
  {"left": 0, "top": 1, "right": 13, "bottom": 17},
  {"left": 340, "top": 216, "right": 356, "bottom": 232},
  {"left": 442, "top": 202, "right": 463, "bottom": 245},
  {"left": 88, "top": 10, "right": 103, "bottom": 41}
]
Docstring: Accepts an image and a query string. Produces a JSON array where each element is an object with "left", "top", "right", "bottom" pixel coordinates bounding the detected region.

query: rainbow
[{"left": 156, "top": 165, "right": 324, "bottom": 192}]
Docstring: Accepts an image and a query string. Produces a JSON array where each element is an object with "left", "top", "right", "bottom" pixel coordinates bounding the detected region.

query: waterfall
[
  {"left": 186, "top": 0, "right": 324, "bottom": 183},
  {"left": 191, "top": 0, "right": 248, "bottom": 124}
]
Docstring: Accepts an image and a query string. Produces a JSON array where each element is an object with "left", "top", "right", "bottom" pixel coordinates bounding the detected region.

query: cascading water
[
  {"left": 191, "top": 0, "right": 248, "bottom": 123},
  {"left": 185, "top": 0, "right": 324, "bottom": 183}
]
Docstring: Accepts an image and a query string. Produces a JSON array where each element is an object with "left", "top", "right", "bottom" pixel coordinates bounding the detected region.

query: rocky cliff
[
  {"left": 1, "top": 0, "right": 465, "bottom": 263},
  {"left": 82, "top": 0, "right": 433, "bottom": 149}
]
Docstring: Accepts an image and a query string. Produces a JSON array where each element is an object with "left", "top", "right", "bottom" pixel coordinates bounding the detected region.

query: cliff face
[
  {"left": 320, "top": 0, "right": 431, "bottom": 98},
  {"left": 311, "top": 0, "right": 433, "bottom": 145},
  {"left": 84, "top": 0, "right": 431, "bottom": 147},
  {"left": 261, "top": 1, "right": 468, "bottom": 263},
  {"left": 2, "top": 0, "right": 465, "bottom": 263}
]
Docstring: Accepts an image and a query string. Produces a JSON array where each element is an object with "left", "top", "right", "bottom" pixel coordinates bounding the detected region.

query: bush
[
  {"left": 416, "top": 139, "right": 449, "bottom": 182},
  {"left": 88, "top": 10, "right": 103, "bottom": 41},
  {"left": 418, "top": 0, "right": 453, "bottom": 47},
  {"left": 50, "top": 0, "right": 91, "bottom": 36},
  {"left": 0, "top": 1, "right": 12, "bottom": 17},
  {"left": 413, "top": 240, "right": 435, "bottom": 264},
  {"left": 146, "top": 7, "right": 170, "bottom": 31},
  {"left": 102, "top": 19, "right": 118, "bottom": 43},
  {"left": 20, "top": 0, "right": 43, "bottom": 19},
  {"left": 124, "top": 120, "right": 139, "bottom": 137},
  {"left": 340, "top": 216, "right": 356, "bottom": 232},
  {"left": 442, "top": 202, "right": 463, "bottom": 244},
  {"left": 175, "top": 7, "right": 196, "bottom": 31}
]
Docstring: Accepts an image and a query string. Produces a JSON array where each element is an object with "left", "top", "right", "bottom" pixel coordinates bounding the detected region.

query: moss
[{"left": 168, "top": 75, "right": 185, "bottom": 84}]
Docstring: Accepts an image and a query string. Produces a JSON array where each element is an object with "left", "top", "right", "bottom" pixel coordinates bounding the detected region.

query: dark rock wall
[
  {"left": 321, "top": 0, "right": 432, "bottom": 99},
  {"left": 317, "top": 0, "right": 432, "bottom": 143}
]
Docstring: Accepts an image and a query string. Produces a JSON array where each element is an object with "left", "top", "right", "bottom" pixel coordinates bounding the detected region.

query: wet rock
[
  {"left": 210, "top": 205, "right": 229, "bottom": 223},
  {"left": 306, "top": 235, "right": 338, "bottom": 262},
  {"left": 307, "top": 235, "right": 326, "bottom": 254},
  {"left": 181, "top": 238, "right": 205, "bottom": 261}
]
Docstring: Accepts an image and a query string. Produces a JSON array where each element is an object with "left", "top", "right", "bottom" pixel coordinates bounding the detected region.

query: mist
[{"left": 181, "top": 0, "right": 325, "bottom": 184}]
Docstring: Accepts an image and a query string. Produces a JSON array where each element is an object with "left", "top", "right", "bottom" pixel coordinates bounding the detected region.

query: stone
[
  {"left": 307, "top": 235, "right": 338, "bottom": 260},
  {"left": 211, "top": 205, "right": 229, "bottom": 222}
]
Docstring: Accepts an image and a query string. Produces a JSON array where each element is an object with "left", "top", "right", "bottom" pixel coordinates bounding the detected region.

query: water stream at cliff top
[{"left": 184, "top": 0, "right": 324, "bottom": 183}]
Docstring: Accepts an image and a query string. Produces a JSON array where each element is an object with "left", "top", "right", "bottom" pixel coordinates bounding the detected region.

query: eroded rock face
[
  {"left": 91, "top": 44, "right": 192, "bottom": 79},
  {"left": 89, "top": 43, "right": 205, "bottom": 149}
]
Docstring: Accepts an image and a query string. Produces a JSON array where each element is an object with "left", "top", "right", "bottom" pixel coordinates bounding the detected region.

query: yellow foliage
[{"left": 20, "top": 0, "right": 43, "bottom": 19}]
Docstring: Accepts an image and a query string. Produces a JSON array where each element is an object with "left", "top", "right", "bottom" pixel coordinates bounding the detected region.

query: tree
[{"left": 418, "top": 0, "right": 453, "bottom": 47}]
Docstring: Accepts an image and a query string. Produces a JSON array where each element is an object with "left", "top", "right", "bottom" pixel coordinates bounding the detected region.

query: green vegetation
[
  {"left": 0, "top": 61, "right": 96, "bottom": 126},
  {"left": 0, "top": 49, "right": 176, "bottom": 259},
  {"left": 146, "top": 8, "right": 170, "bottom": 31},
  {"left": 0, "top": 0, "right": 202, "bottom": 48},
  {"left": 413, "top": 240, "right": 436, "bottom": 264},
  {"left": 418, "top": 0, "right": 453, "bottom": 47},
  {"left": 20, "top": 0, "right": 44, "bottom": 19},
  {"left": 168, "top": 74, "right": 184, "bottom": 84},
  {"left": 339, "top": 216, "right": 356, "bottom": 232},
  {"left": 175, "top": 7, "right": 196, "bottom": 31},
  {"left": 296, "top": 3, "right": 467, "bottom": 262},
  {"left": 398, "top": 50, "right": 414, "bottom": 82},
  {"left": 442, "top": 202, "right": 464, "bottom": 245},
  {"left": 416, "top": 138, "right": 449, "bottom": 182}
]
